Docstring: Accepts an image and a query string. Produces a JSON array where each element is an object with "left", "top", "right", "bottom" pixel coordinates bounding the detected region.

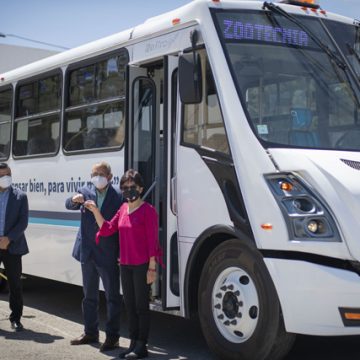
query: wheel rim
[{"left": 211, "top": 266, "right": 259, "bottom": 343}]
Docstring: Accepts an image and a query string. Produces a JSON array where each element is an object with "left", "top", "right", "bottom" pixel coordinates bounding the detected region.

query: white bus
[{"left": 1, "top": 0, "right": 360, "bottom": 358}]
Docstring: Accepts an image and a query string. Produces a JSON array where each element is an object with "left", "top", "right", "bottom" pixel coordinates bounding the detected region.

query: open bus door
[
  {"left": 126, "top": 64, "right": 160, "bottom": 298},
  {"left": 163, "top": 55, "right": 181, "bottom": 309},
  {"left": 126, "top": 61, "right": 180, "bottom": 309},
  {"left": 125, "top": 57, "right": 179, "bottom": 309}
]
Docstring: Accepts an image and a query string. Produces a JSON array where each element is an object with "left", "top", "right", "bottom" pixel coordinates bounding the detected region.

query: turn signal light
[
  {"left": 280, "top": 181, "right": 293, "bottom": 192},
  {"left": 344, "top": 312, "right": 360, "bottom": 320},
  {"left": 261, "top": 223, "right": 273, "bottom": 230}
]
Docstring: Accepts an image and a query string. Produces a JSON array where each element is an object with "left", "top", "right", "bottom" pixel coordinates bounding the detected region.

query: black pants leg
[
  {"left": 97, "top": 261, "right": 121, "bottom": 339},
  {"left": 81, "top": 259, "right": 100, "bottom": 337},
  {"left": 121, "top": 263, "right": 150, "bottom": 342},
  {"left": 0, "top": 251, "right": 23, "bottom": 322}
]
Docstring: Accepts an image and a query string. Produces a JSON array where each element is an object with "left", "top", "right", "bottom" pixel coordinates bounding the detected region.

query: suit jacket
[
  {"left": 4, "top": 186, "right": 29, "bottom": 256},
  {"left": 65, "top": 184, "right": 123, "bottom": 266}
]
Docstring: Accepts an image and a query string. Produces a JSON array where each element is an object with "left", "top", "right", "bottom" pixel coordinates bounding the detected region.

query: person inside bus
[
  {"left": 84, "top": 169, "right": 161, "bottom": 359},
  {"left": 65, "top": 161, "right": 123, "bottom": 352},
  {"left": 288, "top": 89, "right": 319, "bottom": 147},
  {"left": 0, "top": 162, "right": 29, "bottom": 332}
]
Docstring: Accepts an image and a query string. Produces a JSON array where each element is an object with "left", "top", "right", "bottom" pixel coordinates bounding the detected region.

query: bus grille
[{"left": 340, "top": 159, "right": 360, "bottom": 170}]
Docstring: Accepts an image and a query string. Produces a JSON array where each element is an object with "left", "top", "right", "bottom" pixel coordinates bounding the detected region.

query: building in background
[{"left": 0, "top": 44, "right": 58, "bottom": 73}]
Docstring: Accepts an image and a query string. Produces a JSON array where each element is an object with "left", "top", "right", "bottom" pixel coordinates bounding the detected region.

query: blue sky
[{"left": 0, "top": 0, "right": 358, "bottom": 51}]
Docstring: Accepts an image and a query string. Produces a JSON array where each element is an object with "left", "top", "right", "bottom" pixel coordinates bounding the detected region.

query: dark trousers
[
  {"left": 120, "top": 263, "right": 150, "bottom": 342},
  {"left": 81, "top": 258, "right": 121, "bottom": 339},
  {"left": 0, "top": 250, "right": 23, "bottom": 322}
]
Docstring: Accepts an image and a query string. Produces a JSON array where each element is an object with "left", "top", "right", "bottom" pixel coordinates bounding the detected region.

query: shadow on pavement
[
  {"left": 20, "top": 275, "right": 86, "bottom": 324},
  {"left": 0, "top": 275, "right": 214, "bottom": 359},
  {"left": 285, "top": 334, "right": 360, "bottom": 360},
  {"left": 3, "top": 276, "right": 360, "bottom": 359},
  {"left": 0, "top": 327, "right": 63, "bottom": 343}
]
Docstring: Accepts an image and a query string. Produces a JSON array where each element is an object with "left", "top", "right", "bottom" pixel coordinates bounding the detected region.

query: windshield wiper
[
  {"left": 263, "top": 1, "right": 360, "bottom": 107},
  {"left": 346, "top": 43, "right": 360, "bottom": 66},
  {"left": 263, "top": 2, "right": 346, "bottom": 70}
]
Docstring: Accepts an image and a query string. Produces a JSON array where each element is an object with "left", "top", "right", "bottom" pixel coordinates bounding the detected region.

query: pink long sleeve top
[{"left": 96, "top": 202, "right": 159, "bottom": 266}]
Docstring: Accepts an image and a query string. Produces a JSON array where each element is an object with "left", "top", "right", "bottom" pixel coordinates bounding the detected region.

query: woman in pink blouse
[{"left": 84, "top": 169, "right": 159, "bottom": 359}]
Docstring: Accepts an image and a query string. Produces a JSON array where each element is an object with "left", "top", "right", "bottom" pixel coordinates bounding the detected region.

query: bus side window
[
  {"left": 131, "top": 77, "right": 155, "bottom": 195},
  {"left": 13, "top": 116, "right": 59, "bottom": 157},
  {"left": 63, "top": 105, "right": 125, "bottom": 152},
  {"left": 0, "top": 88, "right": 12, "bottom": 160},
  {"left": 182, "top": 50, "right": 230, "bottom": 155},
  {"left": 13, "top": 74, "right": 61, "bottom": 158},
  {"left": 64, "top": 49, "right": 128, "bottom": 154}
]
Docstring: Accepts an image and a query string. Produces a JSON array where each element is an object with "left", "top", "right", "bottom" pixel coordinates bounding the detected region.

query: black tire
[
  {"left": 265, "top": 313, "right": 296, "bottom": 360},
  {"left": 198, "top": 239, "right": 291, "bottom": 360}
]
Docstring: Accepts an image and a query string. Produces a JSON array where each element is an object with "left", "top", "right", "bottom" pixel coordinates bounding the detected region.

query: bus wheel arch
[
  {"left": 197, "top": 238, "right": 294, "bottom": 360},
  {"left": 185, "top": 226, "right": 244, "bottom": 319}
]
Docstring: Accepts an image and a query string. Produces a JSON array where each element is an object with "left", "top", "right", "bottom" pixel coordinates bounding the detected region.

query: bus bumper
[{"left": 264, "top": 258, "right": 360, "bottom": 335}]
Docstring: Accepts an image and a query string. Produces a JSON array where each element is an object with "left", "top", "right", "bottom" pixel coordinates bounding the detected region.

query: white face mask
[
  {"left": 91, "top": 175, "right": 108, "bottom": 190},
  {"left": 0, "top": 175, "right": 12, "bottom": 189}
]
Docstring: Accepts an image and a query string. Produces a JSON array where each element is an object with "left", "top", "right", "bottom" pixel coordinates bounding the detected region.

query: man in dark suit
[
  {"left": 66, "top": 161, "right": 123, "bottom": 352},
  {"left": 0, "top": 162, "right": 29, "bottom": 332}
]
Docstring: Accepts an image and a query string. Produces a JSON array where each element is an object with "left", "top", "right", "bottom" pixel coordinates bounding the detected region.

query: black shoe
[
  {"left": 119, "top": 339, "right": 136, "bottom": 358},
  {"left": 70, "top": 333, "right": 99, "bottom": 345},
  {"left": 100, "top": 337, "right": 119, "bottom": 352},
  {"left": 10, "top": 321, "right": 24, "bottom": 332},
  {"left": 125, "top": 340, "right": 148, "bottom": 359}
]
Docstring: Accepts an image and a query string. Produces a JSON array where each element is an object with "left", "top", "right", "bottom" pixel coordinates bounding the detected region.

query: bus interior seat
[
  {"left": 0, "top": 142, "right": 9, "bottom": 155},
  {"left": 289, "top": 108, "right": 319, "bottom": 147},
  {"left": 27, "top": 137, "right": 56, "bottom": 155},
  {"left": 0, "top": 143, "right": 6, "bottom": 158},
  {"left": 13, "top": 140, "right": 28, "bottom": 156},
  {"left": 64, "top": 132, "right": 84, "bottom": 151},
  {"left": 83, "top": 128, "right": 110, "bottom": 149}
]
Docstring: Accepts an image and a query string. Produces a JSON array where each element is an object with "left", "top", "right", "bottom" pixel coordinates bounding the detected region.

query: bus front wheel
[{"left": 198, "top": 239, "right": 292, "bottom": 360}]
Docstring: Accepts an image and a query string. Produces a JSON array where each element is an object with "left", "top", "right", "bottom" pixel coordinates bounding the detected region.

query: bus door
[
  {"left": 163, "top": 55, "right": 181, "bottom": 309},
  {"left": 126, "top": 65, "right": 156, "bottom": 198},
  {"left": 126, "top": 65, "right": 159, "bottom": 298},
  {"left": 126, "top": 58, "right": 181, "bottom": 309}
]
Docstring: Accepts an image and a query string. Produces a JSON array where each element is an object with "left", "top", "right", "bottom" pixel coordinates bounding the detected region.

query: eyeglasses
[{"left": 121, "top": 185, "right": 137, "bottom": 191}]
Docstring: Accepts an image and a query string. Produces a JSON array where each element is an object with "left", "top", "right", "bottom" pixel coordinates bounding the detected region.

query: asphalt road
[{"left": 0, "top": 276, "right": 359, "bottom": 360}]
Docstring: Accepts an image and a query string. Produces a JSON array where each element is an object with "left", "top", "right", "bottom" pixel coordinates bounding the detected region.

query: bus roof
[{"left": 0, "top": 0, "right": 355, "bottom": 85}]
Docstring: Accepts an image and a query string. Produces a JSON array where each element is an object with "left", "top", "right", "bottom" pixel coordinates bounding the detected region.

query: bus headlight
[
  {"left": 293, "top": 198, "right": 315, "bottom": 213},
  {"left": 307, "top": 220, "right": 319, "bottom": 233},
  {"left": 265, "top": 173, "right": 341, "bottom": 242}
]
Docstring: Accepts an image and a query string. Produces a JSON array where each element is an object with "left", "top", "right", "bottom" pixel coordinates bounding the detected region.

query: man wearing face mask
[
  {"left": 65, "top": 161, "right": 123, "bottom": 352},
  {"left": 0, "top": 162, "right": 29, "bottom": 332},
  {"left": 85, "top": 169, "right": 162, "bottom": 359}
]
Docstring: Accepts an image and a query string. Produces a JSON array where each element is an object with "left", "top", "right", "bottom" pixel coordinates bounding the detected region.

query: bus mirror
[{"left": 179, "top": 53, "right": 202, "bottom": 104}]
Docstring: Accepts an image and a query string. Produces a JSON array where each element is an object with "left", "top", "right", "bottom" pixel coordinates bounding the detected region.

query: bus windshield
[
  {"left": 213, "top": 10, "right": 360, "bottom": 151},
  {"left": 324, "top": 19, "right": 360, "bottom": 78}
]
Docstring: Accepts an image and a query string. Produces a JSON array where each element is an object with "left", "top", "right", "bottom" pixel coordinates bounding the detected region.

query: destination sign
[{"left": 222, "top": 19, "right": 309, "bottom": 47}]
